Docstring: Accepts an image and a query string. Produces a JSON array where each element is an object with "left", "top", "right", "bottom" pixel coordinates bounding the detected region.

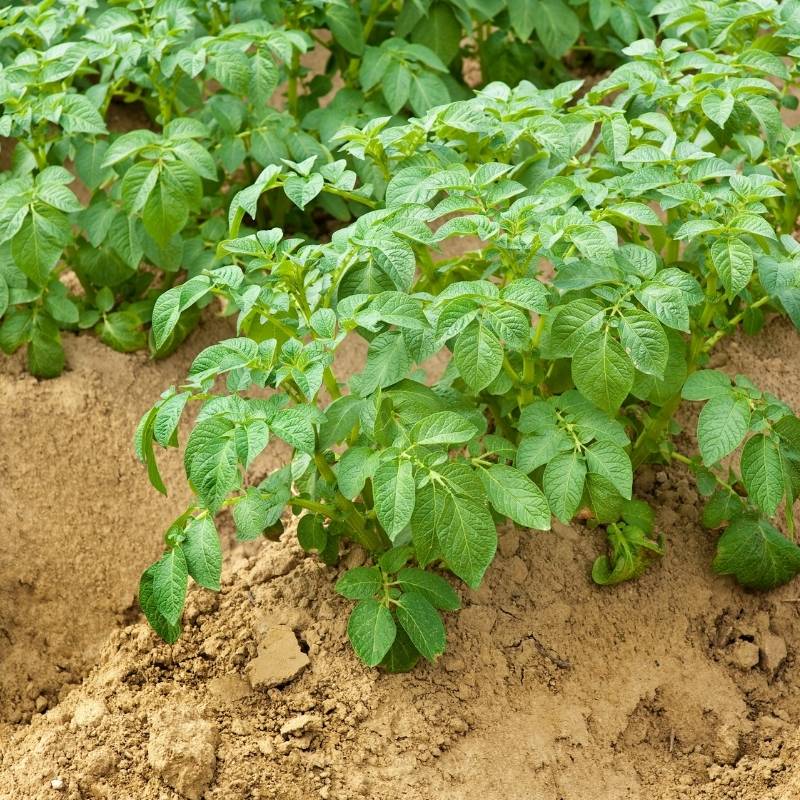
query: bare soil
[{"left": 1, "top": 318, "right": 800, "bottom": 799}]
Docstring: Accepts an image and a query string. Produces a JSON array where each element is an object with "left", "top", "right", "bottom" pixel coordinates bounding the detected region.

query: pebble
[
  {"left": 71, "top": 698, "right": 108, "bottom": 728},
  {"left": 51, "top": 777, "right": 65, "bottom": 791},
  {"left": 728, "top": 640, "right": 760, "bottom": 670},
  {"left": 246, "top": 626, "right": 310, "bottom": 690},
  {"left": 147, "top": 718, "right": 218, "bottom": 800},
  {"left": 760, "top": 633, "right": 787, "bottom": 675}
]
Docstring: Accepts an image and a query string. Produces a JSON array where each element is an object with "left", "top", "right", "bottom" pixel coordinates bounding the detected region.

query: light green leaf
[
  {"left": 453, "top": 321, "right": 503, "bottom": 391},
  {"left": 711, "top": 237, "right": 754, "bottom": 298},
  {"left": 373, "top": 459, "right": 415, "bottom": 540},
  {"left": 585, "top": 440, "right": 632, "bottom": 500},
  {"left": 618, "top": 310, "right": 668, "bottom": 377},
  {"left": 411, "top": 411, "right": 478, "bottom": 446},
  {"left": 396, "top": 591, "right": 445, "bottom": 661},
  {"left": 480, "top": 465, "right": 551, "bottom": 530},
  {"left": 152, "top": 547, "right": 188, "bottom": 626},
  {"left": 543, "top": 450, "right": 586, "bottom": 523},
  {"left": 347, "top": 599, "right": 396, "bottom": 666},
  {"left": 697, "top": 394, "right": 750, "bottom": 465},
  {"left": 184, "top": 516, "right": 222, "bottom": 591},
  {"left": 572, "top": 329, "right": 634, "bottom": 413},
  {"left": 396, "top": 567, "right": 460, "bottom": 611},
  {"left": 740, "top": 434, "right": 785, "bottom": 516},
  {"left": 336, "top": 566, "right": 383, "bottom": 600},
  {"left": 713, "top": 516, "right": 800, "bottom": 589}
]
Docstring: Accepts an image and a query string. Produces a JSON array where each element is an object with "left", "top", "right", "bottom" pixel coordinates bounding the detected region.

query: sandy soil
[{"left": 1, "top": 317, "right": 800, "bottom": 799}]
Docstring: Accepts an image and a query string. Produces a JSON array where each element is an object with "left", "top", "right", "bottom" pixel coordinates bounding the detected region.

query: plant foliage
[
  {"left": 86, "top": 0, "right": 800, "bottom": 665},
  {"left": 0, "top": 0, "right": 651, "bottom": 376}
]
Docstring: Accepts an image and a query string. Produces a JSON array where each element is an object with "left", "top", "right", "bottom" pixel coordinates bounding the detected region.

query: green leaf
[
  {"left": 336, "top": 446, "right": 377, "bottom": 500},
  {"left": 592, "top": 524, "right": 664, "bottom": 585},
  {"left": 154, "top": 392, "right": 189, "bottom": 447},
  {"left": 618, "top": 310, "right": 668, "bottom": 377},
  {"left": 697, "top": 394, "right": 750, "bottom": 465},
  {"left": 454, "top": 321, "right": 503, "bottom": 391},
  {"left": 535, "top": 0, "right": 580, "bottom": 58},
  {"left": 379, "top": 626, "right": 420, "bottom": 673},
  {"left": 408, "top": 71, "right": 450, "bottom": 116},
  {"left": 347, "top": 599, "right": 397, "bottom": 666},
  {"left": 740, "top": 434, "right": 786, "bottom": 516},
  {"left": 143, "top": 169, "right": 192, "bottom": 246},
  {"left": 395, "top": 591, "right": 445, "bottom": 661},
  {"left": 711, "top": 238, "right": 754, "bottom": 298},
  {"left": 713, "top": 516, "right": 800, "bottom": 589},
  {"left": 12, "top": 209, "right": 68, "bottom": 287},
  {"left": 396, "top": 567, "right": 460, "bottom": 611},
  {"left": 480, "top": 464, "right": 551, "bottom": 530},
  {"left": 271, "top": 407, "right": 315, "bottom": 454},
  {"left": 572, "top": 329, "right": 634, "bottom": 413},
  {"left": 411, "top": 411, "right": 478, "bottom": 446},
  {"left": 297, "top": 513, "right": 329, "bottom": 554},
  {"left": 701, "top": 91, "right": 734, "bottom": 127},
  {"left": 508, "top": 0, "right": 536, "bottom": 39},
  {"left": 543, "top": 450, "right": 586, "bottom": 523},
  {"left": 325, "top": 4, "right": 364, "bottom": 55},
  {"left": 352, "top": 332, "right": 411, "bottom": 396},
  {"left": 635, "top": 284, "right": 690, "bottom": 332},
  {"left": 139, "top": 566, "right": 181, "bottom": 644},
  {"left": 184, "top": 516, "right": 222, "bottom": 591},
  {"left": 681, "top": 370, "right": 731, "bottom": 401},
  {"left": 585, "top": 440, "right": 633, "bottom": 500},
  {"left": 152, "top": 547, "right": 188, "bottom": 626},
  {"left": 336, "top": 566, "right": 383, "bottom": 600},
  {"left": 435, "top": 491, "right": 496, "bottom": 589},
  {"left": 283, "top": 174, "right": 324, "bottom": 210},
  {"left": 373, "top": 459, "right": 416, "bottom": 540},
  {"left": 550, "top": 299, "right": 606, "bottom": 355}
]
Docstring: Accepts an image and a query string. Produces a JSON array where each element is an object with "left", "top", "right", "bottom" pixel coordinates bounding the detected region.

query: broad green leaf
[
  {"left": 697, "top": 394, "right": 750, "bottom": 465},
  {"left": 411, "top": 411, "right": 478, "bottom": 446},
  {"left": 183, "top": 516, "right": 222, "bottom": 591},
  {"left": 543, "top": 450, "right": 586, "bottom": 523},
  {"left": 154, "top": 392, "right": 189, "bottom": 447},
  {"left": 550, "top": 299, "right": 605, "bottom": 355},
  {"left": 681, "top": 369, "right": 731, "bottom": 401},
  {"left": 395, "top": 591, "right": 445, "bottom": 661},
  {"left": 336, "top": 566, "right": 383, "bottom": 600},
  {"left": 379, "top": 626, "right": 420, "bottom": 673},
  {"left": 396, "top": 567, "right": 460, "bottom": 611},
  {"left": 535, "top": 0, "right": 580, "bottom": 58},
  {"left": 480, "top": 464, "right": 551, "bottom": 530},
  {"left": 271, "top": 407, "right": 315, "bottom": 454},
  {"left": 319, "top": 395, "right": 363, "bottom": 448},
  {"left": 453, "top": 321, "right": 503, "bottom": 391},
  {"left": 152, "top": 547, "right": 188, "bottom": 626},
  {"left": 297, "top": 513, "right": 328, "bottom": 554},
  {"left": 711, "top": 238, "right": 754, "bottom": 298},
  {"left": 284, "top": 174, "right": 324, "bottom": 210},
  {"left": 585, "top": 440, "right": 633, "bottom": 500},
  {"left": 740, "top": 434, "right": 785, "bottom": 516},
  {"left": 373, "top": 459, "right": 415, "bottom": 540},
  {"left": 336, "top": 446, "right": 377, "bottom": 500},
  {"left": 508, "top": 0, "right": 536, "bottom": 39},
  {"left": 713, "top": 516, "right": 800, "bottom": 589},
  {"left": 352, "top": 332, "right": 411, "bottom": 396},
  {"left": 701, "top": 91, "right": 734, "bottom": 127},
  {"left": 572, "top": 329, "right": 634, "bottom": 413},
  {"left": 435, "top": 491, "right": 496, "bottom": 588},
  {"left": 139, "top": 566, "right": 181, "bottom": 644},
  {"left": 618, "top": 310, "right": 668, "bottom": 377},
  {"left": 347, "top": 599, "right": 396, "bottom": 666},
  {"left": 325, "top": 4, "right": 364, "bottom": 55}
]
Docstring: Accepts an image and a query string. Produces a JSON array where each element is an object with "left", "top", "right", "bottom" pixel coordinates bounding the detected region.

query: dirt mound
[
  {"left": 0, "top": 319, "right": 233, "bottom": 725},
  {"left": 2, "top": 319, "right": 800, "bottom": 799}
]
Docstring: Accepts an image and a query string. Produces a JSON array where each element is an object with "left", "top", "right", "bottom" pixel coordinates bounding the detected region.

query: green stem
[{"left": 323, "top": 366, "right": 341, "bottom": 399}]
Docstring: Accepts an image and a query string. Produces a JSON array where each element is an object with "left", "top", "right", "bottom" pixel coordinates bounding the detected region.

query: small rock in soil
[
  {"left": 760, "top": 633, "right": 787, "bottom": 675},
  {"left": 280, "top": 713, "right": 321, "bottom": 736},
  {"left": 147, "top": 717, "right": 218, "bottom": 800},
  {"left": 207, "top": 674, "right": 252, "bottom": 705},
  {"left": 71, "top": 698, "right": 107, "bottom": 728},
  {"left": 246, "top": 625, "right": 309, "bottom": 690},
  {"left": 728, "top": 641, "right": 760, "bottom": 670}
]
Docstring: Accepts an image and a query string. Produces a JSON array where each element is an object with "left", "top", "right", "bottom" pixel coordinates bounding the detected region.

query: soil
[{"left": 1, "top": 318, "right": 800, "bottom": 799}]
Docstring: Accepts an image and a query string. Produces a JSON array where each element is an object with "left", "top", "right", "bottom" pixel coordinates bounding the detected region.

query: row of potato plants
[
  {"left": 0, "top": 0, "right": 654, "bottom": 376},
  {"left": 135, "top": 1, "right": 800, "bottom": 669}
]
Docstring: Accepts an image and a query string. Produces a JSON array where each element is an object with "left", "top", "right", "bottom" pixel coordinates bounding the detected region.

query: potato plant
[
  {"left": 134, "top": 3, "right": 800, "bottom": 670},
  {"left": 0, "top": 0, "right": 645, "bottom": 378}
]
